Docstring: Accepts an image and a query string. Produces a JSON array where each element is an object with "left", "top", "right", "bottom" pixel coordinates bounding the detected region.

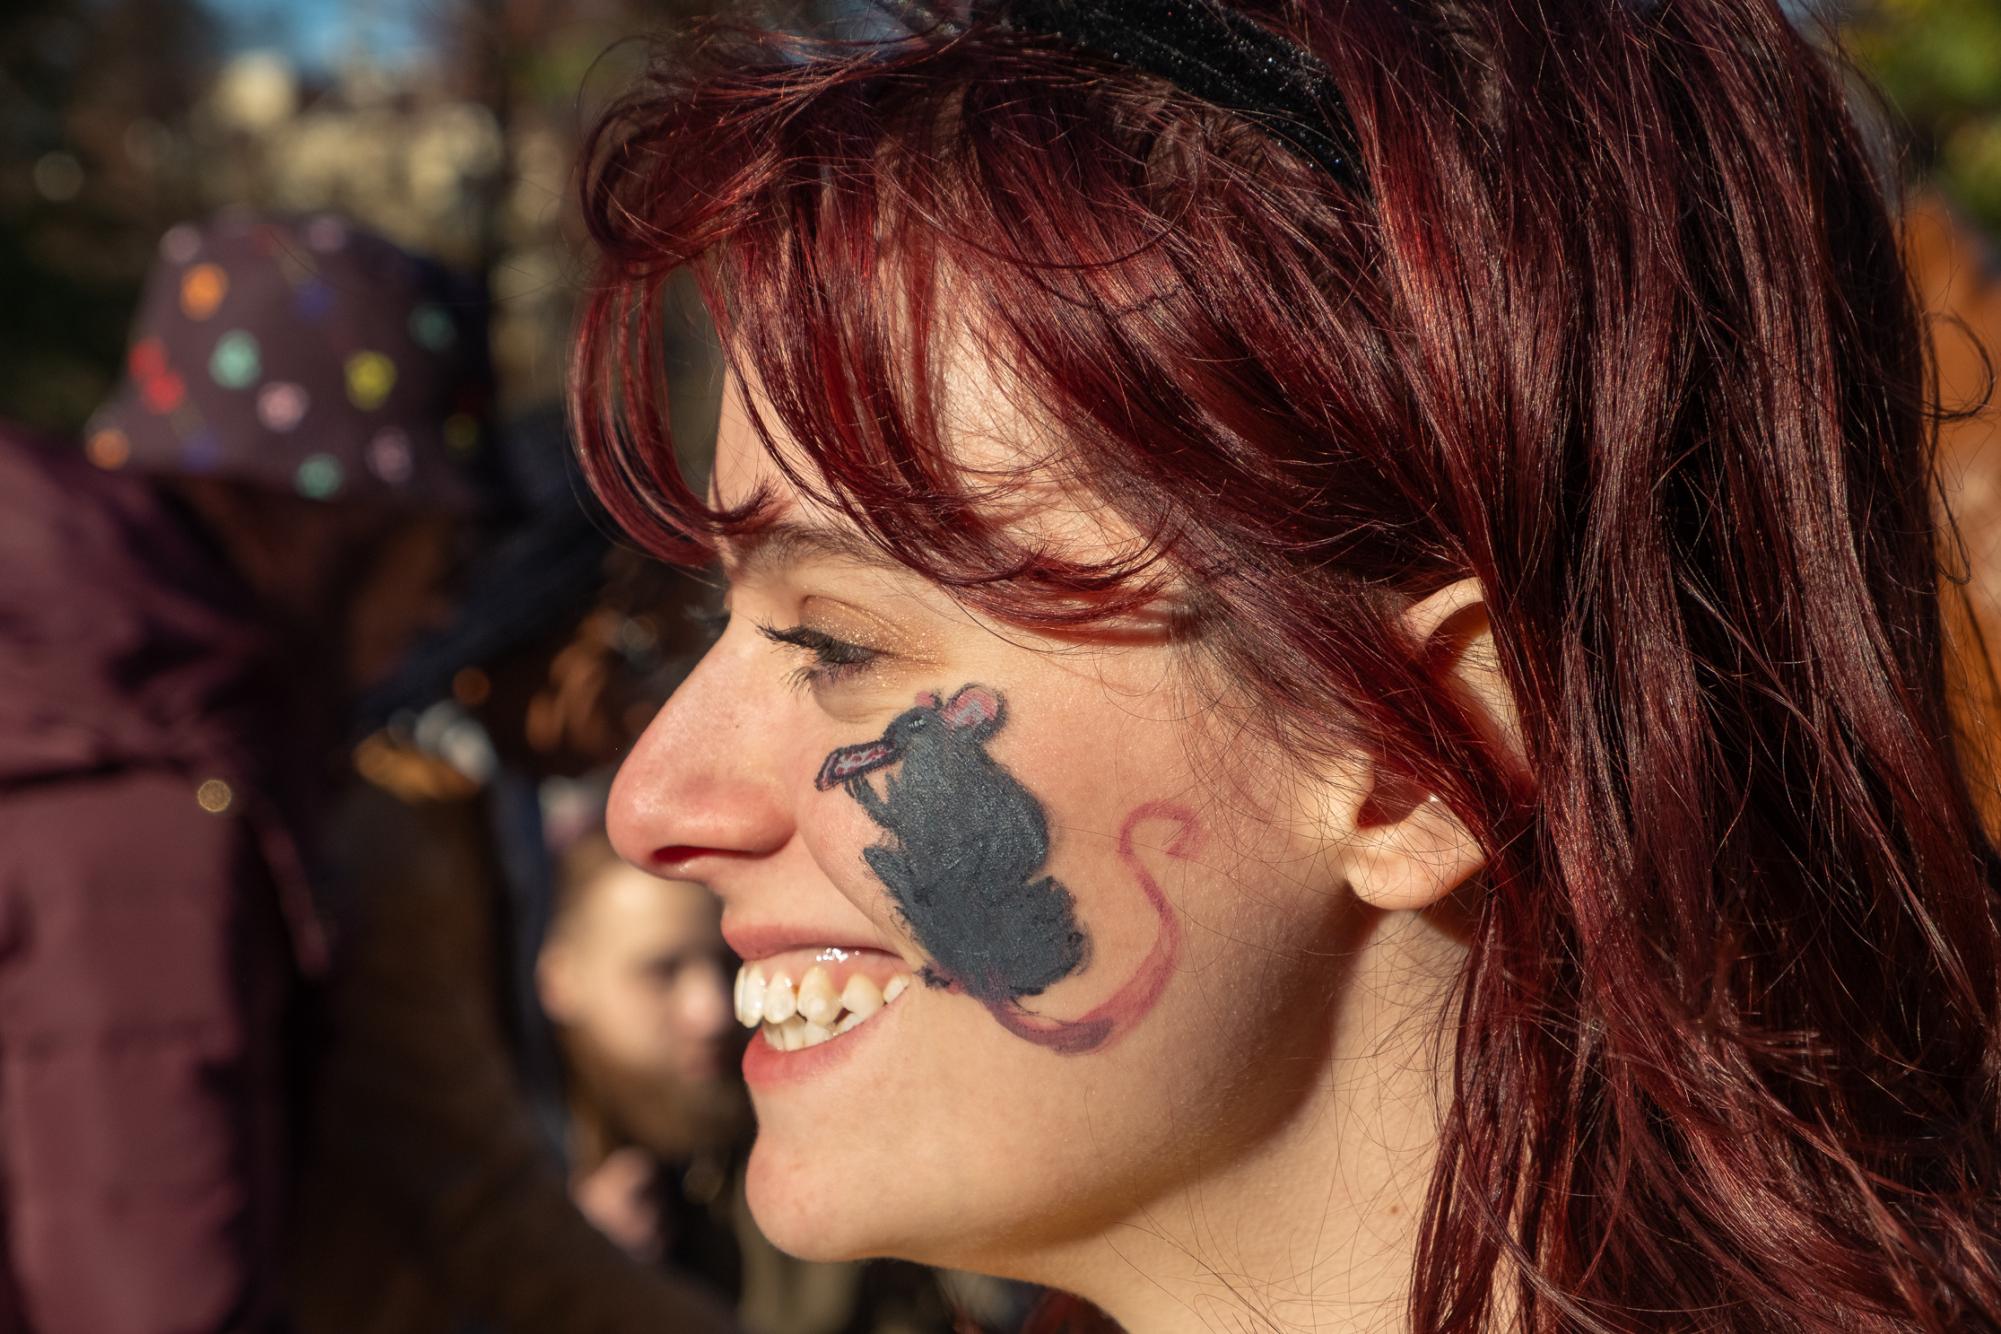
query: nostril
[{"left": 649, "top": 845, "right": 716, "bottom": 873}]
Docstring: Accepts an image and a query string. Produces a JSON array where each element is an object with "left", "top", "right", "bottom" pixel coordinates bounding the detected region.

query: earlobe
[{"left": 1346, "top": 783, "right": 1486, "bottom": 912}]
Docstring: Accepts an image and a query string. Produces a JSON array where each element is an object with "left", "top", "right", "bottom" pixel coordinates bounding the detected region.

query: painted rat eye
[{"left": 757, "top": 621, "right": 883, "bottom": 691}]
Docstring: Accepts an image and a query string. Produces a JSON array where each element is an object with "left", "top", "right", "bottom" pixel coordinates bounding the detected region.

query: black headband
[{"left": 994, "top": 0, "right": 1368, "bottom": 192}]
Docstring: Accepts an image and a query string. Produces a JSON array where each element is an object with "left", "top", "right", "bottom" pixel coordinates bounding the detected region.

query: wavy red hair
[{"left": 571, "top": 1, "right": 2001, "bottom": 1328}]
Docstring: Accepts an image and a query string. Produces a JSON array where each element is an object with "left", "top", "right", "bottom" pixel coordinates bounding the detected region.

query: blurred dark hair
[{"left": 570, "top": 0, "right": 2001, "bottom": 1327}]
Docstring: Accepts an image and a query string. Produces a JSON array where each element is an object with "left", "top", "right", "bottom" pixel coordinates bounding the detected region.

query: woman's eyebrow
[{"left": 720, "top": 519, "right": 904, "bottom": 581}]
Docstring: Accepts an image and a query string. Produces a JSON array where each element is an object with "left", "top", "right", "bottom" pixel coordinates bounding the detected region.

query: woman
[{"left": 570, "top": 0, "right": 2001, "bottom": 1328}]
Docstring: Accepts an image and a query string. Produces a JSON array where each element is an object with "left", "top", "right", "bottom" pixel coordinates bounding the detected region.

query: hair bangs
[{"left": 573, "top": 19, "right": 1399, "bottom": 629}]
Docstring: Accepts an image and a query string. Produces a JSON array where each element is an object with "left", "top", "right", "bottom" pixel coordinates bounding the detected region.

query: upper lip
[{"left": 723, "top": 919, "right": 900, "bottom": 963}]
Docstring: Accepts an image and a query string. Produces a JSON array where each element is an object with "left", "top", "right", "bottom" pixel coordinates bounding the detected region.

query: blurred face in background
[{"left": 539, "top": 850, "right": 749, "bottom": 1156}]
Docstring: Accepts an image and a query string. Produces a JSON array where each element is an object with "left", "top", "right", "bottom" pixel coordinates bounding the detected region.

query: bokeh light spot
[
  {"left": 85, "top": 429, "right": 130, "bottom": 470},
  {"left": 346, "top": 350, "right": 397, "bottom": 410},
  {"left": 159, "top": 224, "right": 201, "bottom": 264},
  {"left": 257, "top": 382, "right": 309, "bottom": 432},
  {"left": 209, "top": 330, "right": 261, "bottom": 388},
  {"left": 295, "top": 453, "right": 344, "bottom": 499},
  {"left": 295, "top": 279, "right": 334, "bottom": 321},
  {"left": 181, "top": 431, "right": 223, "bottom": 472},
  {"left": 129, "top": 337, "right": 167, "bottom": 379},
  {"left": 181, "top": 263, "right": 228, "bottom": 320},
  {"left": 410, "top": 303, "right": 457, "bottom": 351},
  {"left": 143, "top": 371, "right": 186, "bottom": 413},
  {"left": 367, "top": 427, "right": 414, "bottom": 483}
]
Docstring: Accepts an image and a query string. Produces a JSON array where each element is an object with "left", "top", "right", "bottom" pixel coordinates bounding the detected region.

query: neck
[{"left": 1034, "top": 913, "right": 1458, "bottom": 1333}]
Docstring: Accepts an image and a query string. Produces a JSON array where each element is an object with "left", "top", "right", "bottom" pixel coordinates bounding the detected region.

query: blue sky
[{"left": 203, "top": 0, "right": 439, "bottom": 70}]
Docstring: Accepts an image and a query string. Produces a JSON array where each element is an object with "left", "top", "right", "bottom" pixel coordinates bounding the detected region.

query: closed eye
[{"left": 757, "top": 621, "right": 883, "bottom": 691}]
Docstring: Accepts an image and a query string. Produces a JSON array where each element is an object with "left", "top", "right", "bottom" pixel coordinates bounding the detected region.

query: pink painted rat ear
[
  {"left": 940, "top": 685, "right": 1002, "bottom": 732},
  {"left": 916, "top": 690, "right": 941, "bottom": 709}
]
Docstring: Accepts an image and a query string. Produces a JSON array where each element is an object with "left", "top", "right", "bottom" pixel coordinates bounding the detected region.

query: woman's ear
[
  {"left": 1337, "top": 577, "right": 1524, "bottom": 913},
  {"left": 537, "top": 938, "right": 580, "bottom": 1026}
]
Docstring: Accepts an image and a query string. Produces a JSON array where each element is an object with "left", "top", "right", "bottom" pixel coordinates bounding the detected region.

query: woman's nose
[{"left": 606, "top": 638, "right": 793, "bottom": 878}]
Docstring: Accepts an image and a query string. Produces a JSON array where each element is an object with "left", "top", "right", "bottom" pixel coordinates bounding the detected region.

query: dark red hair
[{"left": 571, "top": 1, "right": 2001, "bottom": 1328}]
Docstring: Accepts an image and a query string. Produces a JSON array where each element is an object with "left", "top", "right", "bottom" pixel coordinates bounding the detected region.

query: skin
[
  {"left": 539, "top": 861, "right": 748, "bottom": 1261},
  {"left": 823, "top": 685, "right": 1090, "bottom": 1004},
  {"left": 538, "top": 861, "right": 741, "bottom": 1092},
  {"left": 607, "top": 371, "right": 1518, "bottom": 1333}
]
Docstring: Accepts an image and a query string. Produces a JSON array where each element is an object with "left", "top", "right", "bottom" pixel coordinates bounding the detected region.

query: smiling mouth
[{"left": 735, "top": 957, "right": 914, "bottom": 1051}]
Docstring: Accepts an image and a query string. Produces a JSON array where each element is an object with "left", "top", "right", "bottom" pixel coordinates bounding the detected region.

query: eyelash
[{"left": 755, "top": 620, "right": 883, "bottom": 691}]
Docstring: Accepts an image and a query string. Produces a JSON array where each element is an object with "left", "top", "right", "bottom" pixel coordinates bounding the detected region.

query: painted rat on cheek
[{"left": 817, "top": 684, "right": 1194, "bottom": 1052}]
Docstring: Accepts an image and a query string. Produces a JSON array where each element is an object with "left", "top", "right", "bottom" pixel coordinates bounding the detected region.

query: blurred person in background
[
  {"left": 0, "top": 212, "right": 494, "bottom": 1334},
  {"left": 287, "top": 410, "right": 742, "bottom": 1334},
  {"left": 539, "top": 836, "right": 747, "bottom": 1276}
]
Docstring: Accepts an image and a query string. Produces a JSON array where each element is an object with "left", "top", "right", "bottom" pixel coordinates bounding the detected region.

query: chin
[
  {"left": 743, "top": 1119, "right": 1061, "bottom": 1280},
  {"left": 744, "top": 1133, "right": 897, "bottom": 1262}
]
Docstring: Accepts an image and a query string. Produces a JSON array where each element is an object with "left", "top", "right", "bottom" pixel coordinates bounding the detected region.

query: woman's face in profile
[{"left": 607, "top": 376, "right": 1419, "bottom": 1278}]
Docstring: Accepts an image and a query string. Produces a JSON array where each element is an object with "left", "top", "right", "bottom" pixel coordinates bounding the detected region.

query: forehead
[
  {"left": 574, "top": 864, "right": 721, "bottom": 942},
  {"left": 711, "top": 355, "right": 1152, "bottom": 579}
]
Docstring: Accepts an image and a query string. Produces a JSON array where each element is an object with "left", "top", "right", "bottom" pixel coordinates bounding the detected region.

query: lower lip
[{"left": 740, "top": 1001, "right": 901, "bottom": 1088}]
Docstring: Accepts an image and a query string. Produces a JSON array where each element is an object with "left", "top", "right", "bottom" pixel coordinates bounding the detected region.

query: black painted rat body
[{"left": 816, "top": 686, "right": 1087, "bottom": 1004}]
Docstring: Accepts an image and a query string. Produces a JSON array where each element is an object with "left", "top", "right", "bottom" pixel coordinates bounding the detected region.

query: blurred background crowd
[{"left": 0, "top": 0, "right": 1996, "bottom": 1332}]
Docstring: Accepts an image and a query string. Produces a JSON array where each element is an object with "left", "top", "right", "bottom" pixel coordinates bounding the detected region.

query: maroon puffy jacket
[{"left": 0, "top": 427, "right": 325, "bottom": 1334}]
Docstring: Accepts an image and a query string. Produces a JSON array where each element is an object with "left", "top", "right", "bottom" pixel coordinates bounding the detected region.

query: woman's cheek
[{"left": 802, "top": 682, "right": 1208, "bottom": 1054}]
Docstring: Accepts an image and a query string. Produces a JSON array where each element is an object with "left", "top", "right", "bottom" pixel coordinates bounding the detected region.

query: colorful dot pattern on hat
[
  {"left": 409, "top": 304, "right": 457, "bottom": 352},
  {"left": 258, "top": 382, "right": 309, "bottom": 432},
  {"left": 209, "top": 330, "right": 261, "bottom": 389},
  {"left": 130, "top": 338, "right": 167, "bottom": 379},
  {"left": 181, "top": 264, "right": 228, "bottom": 320},
  {"left": 368, "top": 428, "right": 414, "bottom": 484},
  {"left": 98, "top": 213, "right": 494, "bottom": 510},
  {"left": 345, "top": 351, "right": 397, "bottom": 411},
  {"left": 159, "top": 224, "right": 201, "bottom": 265},
  {"left": 142, "top": 370, "right": 185, "bottom": 414},
  {"left": 86, "top": 428, "right": 130, "bottom": 470},
  {"left": 182, "top": 431, "right": 224, "bottom": 472},
  {"left": 295, "top": 453, "right": 345, "bottom": 499},
  {"left": 295, "top": 280, "right": 334, "bottom": 321}
]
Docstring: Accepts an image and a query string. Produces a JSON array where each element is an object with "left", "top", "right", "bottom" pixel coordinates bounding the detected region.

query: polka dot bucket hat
[{"left": 85, "top": 212, "right": 499, "bottom": 511}]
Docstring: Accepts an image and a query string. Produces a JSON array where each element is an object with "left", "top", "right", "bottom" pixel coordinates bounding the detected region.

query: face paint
[{"left": 818, "top": 686, "right": 1191, "bottom": 1052}]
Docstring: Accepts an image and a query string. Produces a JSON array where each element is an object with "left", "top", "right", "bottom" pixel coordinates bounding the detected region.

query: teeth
[
  {"left": 840, "top": 973, "right": 883, "bottom": 1020},
  {"left": 734, "top": 957, "right": 914, "bottom": 1050},
  {"left": 763, "top": 974, "right": 797, "bottom": 1024},
  {"left": 797, "top": 965, "right": 840, "bottom": 1026},
  {"left": 738, "top": 968, "right": 767, "bottom": 1027}
]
